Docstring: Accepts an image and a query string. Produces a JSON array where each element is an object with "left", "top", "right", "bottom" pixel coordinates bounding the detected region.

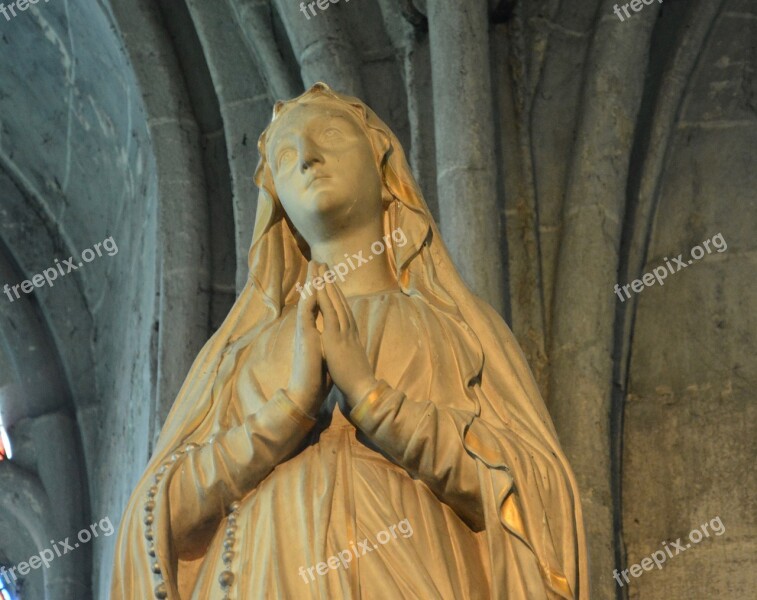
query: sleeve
[
  {"left": 168, "top": 388, "right": 316, "bottom": 553},
  {"left": 349, "top": 379, "right": 485, "bottom": 530}
]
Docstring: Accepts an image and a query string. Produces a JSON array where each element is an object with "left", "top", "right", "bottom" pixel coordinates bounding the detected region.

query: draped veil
[{"left": 111, "top": 83, "right": 589, "bottom": 600}]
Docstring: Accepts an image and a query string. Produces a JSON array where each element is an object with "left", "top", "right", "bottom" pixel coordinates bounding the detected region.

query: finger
[
  {"left": 316, "top": 265, "right": 339, "bottom": 333},
  {"left": 327, "top": 272, "right": 356, "bottom": 330},
  {"left": 298, "top": 262, "right": 318, "bottom": 327},
  {"left": 321, "top": 263, "right": 350, "bottom": 331},
  {"left": 300, "top": 260, "right": 317, "bottom": 297},
  {"left": 297, "top": 287, "right": 317, "bottom": 329},
  {"left": 306, "top": 259, "right": 318, "bottom": 284}
]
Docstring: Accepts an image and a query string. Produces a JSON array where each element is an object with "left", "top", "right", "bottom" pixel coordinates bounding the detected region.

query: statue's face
[{"left": 266, "top": 99, "right": 383, "bottom": 243}]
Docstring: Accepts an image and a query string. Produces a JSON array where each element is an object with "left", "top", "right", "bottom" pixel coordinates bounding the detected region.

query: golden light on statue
[{"left": 111, "top": 83, "right": 588, "bottom": 599}]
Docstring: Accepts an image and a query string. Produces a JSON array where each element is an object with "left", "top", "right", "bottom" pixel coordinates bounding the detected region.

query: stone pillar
[
  {"left": 427, "top": 0, "right": 504, "bottom": 314},
  {"left": 548, "top": 3, "right": 661, "bottom": 598},
  {"left": 232, "top": 0, "right": 301, "bottom": 101},
  {"left": 272, "top": 0, "right": 364, "bottom": 96}
]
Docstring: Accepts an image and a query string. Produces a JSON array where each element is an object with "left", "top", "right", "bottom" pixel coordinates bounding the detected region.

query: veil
[{"left": 111, "top": 83, "right": 588, "bottom": 600}]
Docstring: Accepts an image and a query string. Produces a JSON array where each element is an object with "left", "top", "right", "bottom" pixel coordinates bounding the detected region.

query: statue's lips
[{"left": 306, "top": 174, "right": 331, "bottom": 187}]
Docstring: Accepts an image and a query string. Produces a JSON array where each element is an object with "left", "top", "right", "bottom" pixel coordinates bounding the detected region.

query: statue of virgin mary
[{"left": 111, "top": 83, "right": 588, "bottom": 600}]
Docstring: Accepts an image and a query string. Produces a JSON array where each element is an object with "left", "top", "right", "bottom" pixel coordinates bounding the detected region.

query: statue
[{"left": 111, "top": 83, "right": 588, "bottom": 599}]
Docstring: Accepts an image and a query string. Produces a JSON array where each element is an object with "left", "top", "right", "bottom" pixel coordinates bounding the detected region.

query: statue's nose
[{"left": 299, "top": 139, "right": 323, "bottom": 172}]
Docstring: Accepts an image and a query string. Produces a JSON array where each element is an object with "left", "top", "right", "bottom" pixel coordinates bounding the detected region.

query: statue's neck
[{"left": 308, "top": 224, "right": 399, "bottom": 297}]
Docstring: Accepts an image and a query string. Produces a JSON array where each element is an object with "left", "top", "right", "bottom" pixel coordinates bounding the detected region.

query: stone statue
[{"left": 111, "top": 83, "right": 588, "bottom": 599}]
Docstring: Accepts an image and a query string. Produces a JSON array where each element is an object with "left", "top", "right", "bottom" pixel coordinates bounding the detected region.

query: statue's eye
[
  {"left": 277, "top": 148, "right": 296, "bottom": 167},
  {"left": 322, "top": 127, "right": 341, "bottom": 141}
]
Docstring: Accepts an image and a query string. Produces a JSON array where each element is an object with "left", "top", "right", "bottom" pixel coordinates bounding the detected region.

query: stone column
[
  {"left": 272, "top": 0, "right": 365, "bottom": 96},
  {"left": 548, "top": 3, "right": 661, "bottom": 598},
  {"left": 427, "top": 0, "right": 505, "bottom": 314},
  {"left": 232, "top": 0, "right": 301, "bottom": 101}
]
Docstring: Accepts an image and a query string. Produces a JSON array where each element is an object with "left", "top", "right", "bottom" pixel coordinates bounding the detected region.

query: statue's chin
[{"left": 306, "top": 188, "right": 353, "bottom": 216}]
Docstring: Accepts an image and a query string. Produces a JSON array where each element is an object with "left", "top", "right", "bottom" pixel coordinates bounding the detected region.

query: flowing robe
[
  {"left": 112, "top": 84, "right": 588, "bottom": 600},
  {"left": 170, "top": 289, "right": 503, "bottom": 598}
]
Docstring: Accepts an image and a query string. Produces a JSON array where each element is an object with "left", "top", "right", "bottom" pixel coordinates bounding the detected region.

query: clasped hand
[{"left": 286, "top": 261, "right": 378, "bottom": 417}]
